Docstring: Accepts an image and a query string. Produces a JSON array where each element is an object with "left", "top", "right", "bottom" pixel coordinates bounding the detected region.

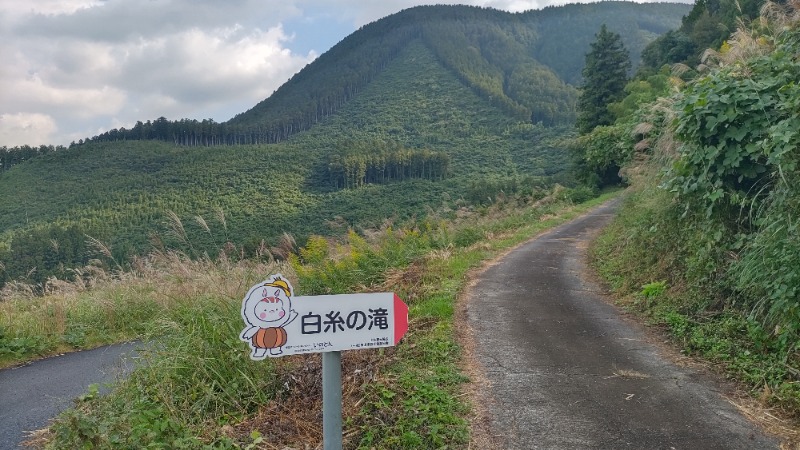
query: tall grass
[
  {"left": 0, "top": 250, "right": 288, "bottom": 367},
  {"left": 17, "top": 186, "right": 619, "bottom": 448}
]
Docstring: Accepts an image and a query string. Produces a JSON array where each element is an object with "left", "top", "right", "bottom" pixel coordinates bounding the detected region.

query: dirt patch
[{"left": 226, "top": 347, "right": 399, "bottom": 449}]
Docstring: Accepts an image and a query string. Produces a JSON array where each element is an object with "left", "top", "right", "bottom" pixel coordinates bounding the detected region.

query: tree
[
  {"left": 576, "top": 25, "right": 631, "bottom": 134},
  {"left": 640, "top": 30, "right": 696, "bottom": 71}
]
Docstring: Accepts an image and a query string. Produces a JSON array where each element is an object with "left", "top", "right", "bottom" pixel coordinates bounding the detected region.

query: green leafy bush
[
  {"left": 572, "top": 124, "right": 633, "bottom": 187},
  {"left": 591, "top": 8, "right": 800, "bottom": 416},
  {"left": 666, "top": 32, "right": 800, "bottom": 217}
]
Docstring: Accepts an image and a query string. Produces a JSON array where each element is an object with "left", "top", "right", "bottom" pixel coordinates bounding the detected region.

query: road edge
[{"left": 455, "top": 198, "right": 621, "bottom": 449}]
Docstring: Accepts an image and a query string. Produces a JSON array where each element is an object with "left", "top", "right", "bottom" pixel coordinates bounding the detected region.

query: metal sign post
[
  {"left": 322, "top": 351, "right": 343, "bottom": 450},
  {"left": 239, "top": 275, "right": 409, "bottom": 450}
]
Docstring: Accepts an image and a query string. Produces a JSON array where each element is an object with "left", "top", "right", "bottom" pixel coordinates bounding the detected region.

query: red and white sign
[{"left": 240, "top": 275, "right": 409, "bottom": 359}]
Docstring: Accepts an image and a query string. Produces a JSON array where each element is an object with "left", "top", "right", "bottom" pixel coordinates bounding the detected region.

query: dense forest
[
  {"left": 325, "top": 141, "right": 449, "bottom": 189},
  {"left": 640, "top": 0, "right": 774, "bottom": 71},
  {"left": 0, "top": 41, "right": 561, "bottom": 288},
  {"left": 0, "top": 2, "right": 689, "bottom": 288},
  {"left": 0, "top": 145, "right": 68, "bottom": 172}
]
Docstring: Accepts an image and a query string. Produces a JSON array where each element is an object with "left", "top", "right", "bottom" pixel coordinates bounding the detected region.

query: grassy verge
[
  {"left": 6, "top": 187, "right": 619, "bottom": 448},
  {"left": 590, "top": 186, "right": 800, "bottom": 433},
  {"left": 0, "top": 253, "right": 287, "bottom": 369}
]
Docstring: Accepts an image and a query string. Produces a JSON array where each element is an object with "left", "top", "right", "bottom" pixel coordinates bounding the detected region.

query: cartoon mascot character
[{"left": 240, "top": 274, "right": 298, "bottom": 359}]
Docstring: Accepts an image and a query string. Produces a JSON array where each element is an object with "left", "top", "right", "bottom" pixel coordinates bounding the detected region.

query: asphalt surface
[
  {"left": 466, "top": 199, "right": 778, "bottom": 449},
  {"left": 0, "top": 342, "right": 140, "bottom": 449}
]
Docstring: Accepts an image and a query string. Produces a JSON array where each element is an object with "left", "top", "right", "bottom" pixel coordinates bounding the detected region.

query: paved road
[
  {"left": 466, "top": 199, "right": 778, "bottom": 449},
  {"left": 0, "top": 342, "right": 139, "bottom": 449}
]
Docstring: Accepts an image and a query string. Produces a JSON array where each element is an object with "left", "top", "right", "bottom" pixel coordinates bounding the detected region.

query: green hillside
[
  {"left": 71, "top": 2, "right": 689, "bottom": 147},
  {"left": 562, "top": 0, "right": 800, "bottom": 419},
  {"left": 525, "top": 2, "right": 690, "bottom": 84},
  {"left": 0, "top": 2, "right": 690, "bottom": 287},
  {"left": 230, "top": 2, "right": 689, "bottom": 136}
]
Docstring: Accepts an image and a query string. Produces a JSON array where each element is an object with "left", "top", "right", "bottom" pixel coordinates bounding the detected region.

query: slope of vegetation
[
  {"left": 640, "top": 0, "right": 769, "bottom": 71},
  {"left": 229, "top": 3, "right": 686, "bottom": 135},
  {"left": 0, "top": 3, "right": 689, "bottom": 290},
  {"left": 1, "top": 185, "right": 618, "bottom": 448},
  {"left": 584, "top": 0, "right": 800, "bottom": 421},
  {"left": 78, "top": 2, "right": 688, "bottom": 147},
  {"left": 0, "top": 40, "right": 572, "bottom": 288},
  {"left": 525, "top": 1, "right": 688, "bottom": 84}
]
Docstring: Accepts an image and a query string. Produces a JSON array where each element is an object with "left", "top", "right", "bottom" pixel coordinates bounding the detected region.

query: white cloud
[
  {"left": 0, "top": 38, "right": 126, "bottom": 120},
  {"left": 95, "top": 24, "right": 316, "bottom": 129},
  {"left": 0, "top": 0, "right": 313, "bottom": 145},
  {"left": 299, "top": 0, "right": 688, "bottom": 29},
  {"left": 11, "top": 0, "right": 303, "bottom": 43},
  {"left": 0, "top": 113, "right": 58, "bottom": 147},
  {"left": 0, "top": 0, "right": 102, "bottom": 17},
  {"left": 113, "top": 25, "right": 312, "bottom": 102},
  {"left": 299, "top": 0, "right": 573, "bottom": 28}
]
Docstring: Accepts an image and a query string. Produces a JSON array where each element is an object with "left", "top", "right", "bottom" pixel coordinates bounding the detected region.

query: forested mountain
[
  {"left": 232, "top": 2, "right": 688, "bottom": 132},
  {"left": 83, "top": 3, "right": 689, "bottom": 148},
  {"left": 525, "top": 2, "right": 686, "bottom": 84},
  {"left": 0, "top": 2, "right": 689, "bottom": 287}
]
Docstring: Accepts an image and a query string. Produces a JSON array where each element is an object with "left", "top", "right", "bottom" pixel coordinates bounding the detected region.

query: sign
[{"left": 240, "top": 274, "right": 409, "bottom": 359}]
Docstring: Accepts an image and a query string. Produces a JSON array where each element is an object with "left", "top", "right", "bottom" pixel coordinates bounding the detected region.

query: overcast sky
[{"left": 1, "top": 0, "right": 679, "bottom": 147}]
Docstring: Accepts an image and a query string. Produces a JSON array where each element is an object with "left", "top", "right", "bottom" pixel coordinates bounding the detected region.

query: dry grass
[
  {"left": 225, "top": 348, "right": 398, "bottom": 449},
  {"left": 128, "top": 250, "right": 292, "bottom": 304},
  {"left": 609, "top": 368, "right": 651, "bottom": 379},
  {"left": 728, "top": 394, "right": 800, "bottom": 449},
  {"left": 382, "top": 262, "right": 427, "bottom": 302},
  {"left": 0, "top": 248, "right": 294, "bottom": 368},
  {"left": 701, "top": 0, "right": 800, "bottom": 72},
  {"left": 20, "top": 428, "right": 53, "bottom": 448},
  {"left": 224, "top": 315, "right": 444, "bottom": 449},
  {"left": 220, "top": 217, "right": 467, "bottom": 449}
]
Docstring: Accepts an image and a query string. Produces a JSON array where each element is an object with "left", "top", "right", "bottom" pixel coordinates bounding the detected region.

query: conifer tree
[{"left": 576, "top": 25, "right": 631, "bottom": 134}]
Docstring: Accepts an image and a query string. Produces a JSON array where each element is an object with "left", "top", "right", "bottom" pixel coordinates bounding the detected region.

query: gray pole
[{"left": 322, "top": 350, "right": 343, "bottom": 450}]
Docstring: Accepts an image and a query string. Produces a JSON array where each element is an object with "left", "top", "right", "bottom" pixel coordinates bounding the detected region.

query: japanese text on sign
[{"left": 239, "top": 275, "right": 408, "bottom": 359}]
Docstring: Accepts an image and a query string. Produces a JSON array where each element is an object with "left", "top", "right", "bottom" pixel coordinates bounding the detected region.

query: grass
[
  {"left": 0, "top": 252, "right": 286, "bottom": 369},
  {"left": 589, "top": 185, "right": 800, "bottom": 435},
  {"left": 3, "top": 187, "right": 620, "bottom": 448}
]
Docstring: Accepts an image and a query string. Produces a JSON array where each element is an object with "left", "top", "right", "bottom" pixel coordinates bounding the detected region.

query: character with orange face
[{"left": 240, "top": 275, "right": 298, "bottom": 359}]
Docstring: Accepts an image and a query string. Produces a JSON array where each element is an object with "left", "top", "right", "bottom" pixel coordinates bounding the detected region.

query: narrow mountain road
[
  {"left": 0, "top": 342, "right": 139, "bottom": 449},
  {"left": 465, "top": 199, "right": 777, "bottom": 449}
]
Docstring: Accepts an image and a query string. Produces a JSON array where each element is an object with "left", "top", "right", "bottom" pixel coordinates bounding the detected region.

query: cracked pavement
[{"left": 466, "top": 199, "right": 777, "bottom": 449}]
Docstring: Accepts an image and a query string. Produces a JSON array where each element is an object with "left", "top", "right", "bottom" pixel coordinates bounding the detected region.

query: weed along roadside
[
  {"left": 3, "top": 188, "right": 620, "bottom": 448},
  {"left": 238, "top": 274, "right": 409, "bottom": 450}
]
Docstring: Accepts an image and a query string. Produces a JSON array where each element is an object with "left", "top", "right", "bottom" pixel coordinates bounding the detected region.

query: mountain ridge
[
  {"left": 0, "top": 2, "right": 690, "bottom": 287},
  {"left": 228, "top": 2, "right": 690, "bottom": 140}
]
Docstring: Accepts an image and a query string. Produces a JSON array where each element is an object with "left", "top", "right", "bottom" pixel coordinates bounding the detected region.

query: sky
[{"left": 0, "top": 0, "right": 682, "bottom": 147}]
